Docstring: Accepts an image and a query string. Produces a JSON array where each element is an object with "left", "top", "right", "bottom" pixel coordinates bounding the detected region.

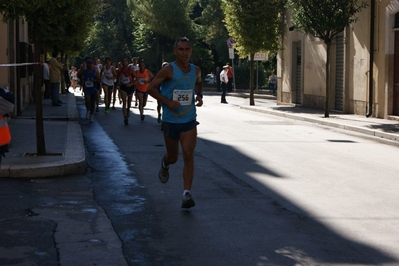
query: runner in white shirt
[
  {"left": 100, "top": 57, "right": 117, "bottom": 114},
  {"left": 129, "top": 57, "right": 139, "bottom": 107}
]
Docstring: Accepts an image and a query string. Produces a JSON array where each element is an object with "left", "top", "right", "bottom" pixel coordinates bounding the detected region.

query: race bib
[
  {"left": 122, "top": 76, "right": 130, "bottom": 84},
  {"left": 173, "top": 90, "right": 193, "bottom": 106},
  {"left": 139, "top": 78, "right": 147, "bottom": 84},
  {"left": 85, "top": 80, "right": 94, "bottom": 87}
]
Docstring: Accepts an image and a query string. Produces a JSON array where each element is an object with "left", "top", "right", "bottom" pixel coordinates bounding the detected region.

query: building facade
[
  {"left": 278, "top": 0, "right": 399, "bottom": 120},
  {"left": 0, "top": 15, "right": 33, "bottom": 117}
]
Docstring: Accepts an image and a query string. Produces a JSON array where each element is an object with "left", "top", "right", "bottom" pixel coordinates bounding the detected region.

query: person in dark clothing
[
  {"left": 215, "top": 66, "right": 221, "bottom": 92},
  {"left": 220, "top": 65, "right": 229, "bottom": 104},
  {"left": 64, "top": 68, "right": 71, "bottom": 93}
]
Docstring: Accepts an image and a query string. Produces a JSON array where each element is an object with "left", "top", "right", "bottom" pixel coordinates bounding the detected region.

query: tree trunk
[
  {"left": 249, "top": 54, "right": 255, "bottom": 106},
  {"left": 325, "top": 41, "right": 331, "bottom": 118},
  {"left": 33, "top": 15, "right": 46, "bottom": 155}
]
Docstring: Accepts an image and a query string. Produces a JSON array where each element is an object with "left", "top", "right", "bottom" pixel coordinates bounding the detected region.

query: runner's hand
[{"left": 196, "top": 96, "right": 203, "bottom": 107}]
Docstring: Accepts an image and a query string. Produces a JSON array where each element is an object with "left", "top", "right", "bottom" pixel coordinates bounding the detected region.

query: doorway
[
  {"left": 292, "top": 41, "right": 302, "bottom": 105},
  {"left": 394, "top": 31, "right": 399, "bottom": 115}
]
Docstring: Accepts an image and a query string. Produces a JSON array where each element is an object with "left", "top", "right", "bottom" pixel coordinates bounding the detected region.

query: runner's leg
[{"left": 179, "top": 127, "right": 197, "bottom": 190}]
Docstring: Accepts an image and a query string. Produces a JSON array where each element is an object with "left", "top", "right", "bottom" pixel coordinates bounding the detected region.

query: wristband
[{"left": 197, "top": 92, "right": 203, "bottom": 98}]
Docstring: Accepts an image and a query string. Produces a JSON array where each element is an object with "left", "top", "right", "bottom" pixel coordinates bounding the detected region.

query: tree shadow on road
[{"left": 186, "top": 137, "right": 397, "bottom": 265}]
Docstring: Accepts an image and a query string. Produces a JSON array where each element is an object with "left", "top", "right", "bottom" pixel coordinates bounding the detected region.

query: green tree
[
  {"left": 289, "top": 0, "right": 367, "bottom": 117},
  {"left": 197, "top": 0, "right": 230, "bottom": 71},
  {"left": 222, "top": 0, "right": 281, "bottom": 105},
  {"left": 127, "top": 0, "right": 199, "bottom": 70},
  {"left": 126, "top": 0, "right": 214, "bottom": 75},
  {"left": 128, "top": 0, "right": 196, "bottom": 40},
  {"left": 80, "top": 0, "right": 136, "bottom": 63}
]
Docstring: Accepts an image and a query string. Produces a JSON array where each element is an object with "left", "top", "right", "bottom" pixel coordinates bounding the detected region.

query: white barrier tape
[{"left": 0, "top": 62, "right": 41, "bottom": 67}]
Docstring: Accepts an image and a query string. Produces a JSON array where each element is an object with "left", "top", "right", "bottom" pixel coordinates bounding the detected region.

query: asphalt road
[{"left": 78, "top": 93, "right": 399, "bottom": 266}]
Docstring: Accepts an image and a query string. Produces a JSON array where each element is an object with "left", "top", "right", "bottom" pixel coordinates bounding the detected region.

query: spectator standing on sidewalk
[
  {"left": 43, "top": 59, "right": 51, "bottom": 99},
  {"left": 268, "top": 71, "right": 277, "bottom": 96},
  {"left": 220, "top": 65, "right": 228, "bottom": 104},
  {"left": 226, "top": 62, "right": 234, "bottom": 92},
  {"left": 215, "top": 66, "right": 221, "bottom": 92},
  {"left": 147, "top": 36, "right": 203, "bottom": 209},
  {"left": 48, "top": 51, "right": 63, "bottom": 106}
]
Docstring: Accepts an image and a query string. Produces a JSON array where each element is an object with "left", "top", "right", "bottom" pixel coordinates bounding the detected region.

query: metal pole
[
  {"left": 256, "top": 61, "right": 259, "bottom": 93},
  {"left": 232, "top": 58, "right": 236, "bottom": 92}
]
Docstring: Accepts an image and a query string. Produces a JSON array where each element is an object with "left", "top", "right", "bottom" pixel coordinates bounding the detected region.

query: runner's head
[
  {"left": 174, "top": 37, "right": 192, "bottom": 64},
  {"left": 138, "top": 59, "right": 145, "bottom": 70},
  {"left": 121, "top": 57, "right": 129, "bottom": 67}
]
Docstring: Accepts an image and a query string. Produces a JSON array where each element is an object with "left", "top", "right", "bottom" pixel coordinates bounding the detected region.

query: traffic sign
[
  {"left": 248, "top": 52, "right": 268, "bottom": 61},
  {"left": 227, "top": 38, "right": 234, "bottom": 48}
]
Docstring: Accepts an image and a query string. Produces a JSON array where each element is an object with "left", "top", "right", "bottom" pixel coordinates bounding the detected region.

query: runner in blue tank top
[
  {"left": 147, "top": 37, "right": 203, "bottom": 209},
  {"left": 77, "top": 58, "right": 100, "bottom": 123}
]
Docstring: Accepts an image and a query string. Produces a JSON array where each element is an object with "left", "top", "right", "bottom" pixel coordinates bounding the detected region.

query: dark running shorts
[
  {"left": 102, "top": 83, "right": 114, "bottom": 91},
  {"left": 161, "top": 120, "right": 199, "bottom": 141},
  {"left": 119, "top": 85, "right": 135, "bottom": 96},
  {"left": 136, "top": 90, "right": 148, "bottom": 96}
]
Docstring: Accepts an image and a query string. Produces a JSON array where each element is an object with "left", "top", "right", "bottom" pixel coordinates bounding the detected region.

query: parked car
[{"left": 204, "top": 74, "right": 215, "bottom": 84}]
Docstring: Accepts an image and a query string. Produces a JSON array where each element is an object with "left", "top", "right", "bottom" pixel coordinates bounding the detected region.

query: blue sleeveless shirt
[
  {"left": 161, "top": 62, "right": 197, "bottom": 123},
  {"left": 83, "top": 68, "right": 97, "bottom": 93}
]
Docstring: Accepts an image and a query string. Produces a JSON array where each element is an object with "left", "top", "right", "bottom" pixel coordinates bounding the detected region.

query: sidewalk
[
  {"left": 234, "top": 91, "right": 399, "bottom": 143},
  {"left": 1, "top": 89, "right": 398, "bottom": 179},
  {"left": 206, "top": 88, "right": 399, "bottom": 143},
  {"left": 0, "top": 92, "right": 85, "bottom": 178}
]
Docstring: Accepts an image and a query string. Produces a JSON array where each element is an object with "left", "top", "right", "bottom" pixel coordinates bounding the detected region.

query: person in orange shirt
[
  {"left": 226, "top": 62, "right": 234, "bottom": 92},
  {"left": 135, "top": 59, "right": 154, "bottom": 121}
]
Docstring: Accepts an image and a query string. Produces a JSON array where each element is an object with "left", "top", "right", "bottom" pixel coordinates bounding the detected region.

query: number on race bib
[
  {"left": 173, "top": 90, "right": 193, "bottom": 106},
  {"left": 85, "top": 81, "right": 94, "bottom": 87},
  {"left": 122, "top": 76, "right": 130, "bottom": 84}
]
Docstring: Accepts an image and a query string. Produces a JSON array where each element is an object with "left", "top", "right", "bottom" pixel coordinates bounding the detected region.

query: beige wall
[
  {"left": 0, "top": 16, "right": 33, "bottom": 116},
  {"left": 0, "top": 15, "right": 9, "bottom": 86},
  {"left": 278, "top": 0, "right": 399, "bottom": 119}
]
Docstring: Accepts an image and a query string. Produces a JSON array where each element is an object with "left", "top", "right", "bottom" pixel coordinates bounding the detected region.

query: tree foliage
[
  {"left": 289, "top": 0, "right": 367, "bottom": 117},
  {"left": 1, "top": 0, "right": 96, "bottom": 55},
  {"left": 289, "top": 0, "right": 367, "bottom": 44},
  {"left": 77, "top": 0, "right": 135, "bottom": 64},
  {"left": 222, "top": 0, "right": 282, "bottom": 105},
  {"left": 128, "top": 0, "right": 196, "bottom": 40},
  {"left": 222, "top": 0, "right": 281, "bottom": 58}
]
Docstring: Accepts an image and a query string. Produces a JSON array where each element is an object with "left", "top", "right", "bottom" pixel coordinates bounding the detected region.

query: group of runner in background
[{"left": 69, "top": 56, "right": 157, "bottom": 125}]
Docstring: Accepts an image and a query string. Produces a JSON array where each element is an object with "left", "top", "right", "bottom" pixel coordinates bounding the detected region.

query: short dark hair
[{"left": 174, "top": 36, "right": 191, "bottom": 48}]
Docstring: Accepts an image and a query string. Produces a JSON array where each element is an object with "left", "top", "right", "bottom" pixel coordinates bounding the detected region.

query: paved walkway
[
  {"left": 0, "top": 92, "right": 85, "bottom": 178},
  {"left": 0, "top": 90, "right": 398, "bottom": 178}
]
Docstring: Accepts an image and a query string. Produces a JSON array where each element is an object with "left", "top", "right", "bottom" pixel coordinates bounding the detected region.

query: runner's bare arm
[{"left": 147, "top": 66, "right": 180, "bottom": 110}]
